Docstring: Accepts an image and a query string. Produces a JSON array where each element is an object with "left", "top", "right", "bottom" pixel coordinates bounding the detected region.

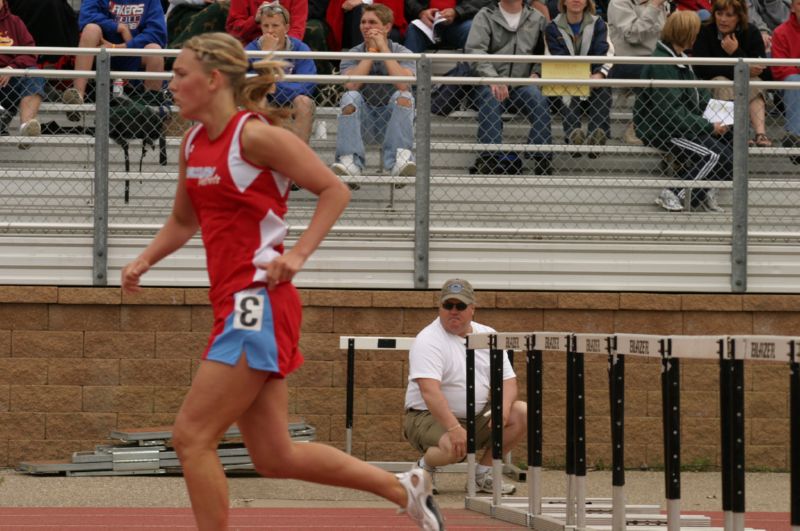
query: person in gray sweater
[{"left": 465, "top": 0, "right": 553, "bottom": 174}]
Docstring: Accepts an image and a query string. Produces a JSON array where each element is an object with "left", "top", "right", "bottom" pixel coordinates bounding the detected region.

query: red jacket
[
  {"left": 674, "top": 0, "right": 712, "bottom": 13},
  {"left": 226, "top": 0, "right": 308, "bottom": 42},
  {"left": 325, "top": 0, "right": 407, "bottom": 50},
  {"left": 771, "top": 14, "right": 800, "bottom": 81},
  {"left": 0, "top": 1, "right": 37, "bottom": 69}
]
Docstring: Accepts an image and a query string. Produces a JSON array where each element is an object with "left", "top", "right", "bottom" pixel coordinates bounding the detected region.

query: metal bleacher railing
[{"left": 1, "top": 47, "right": 799, "bottom": 290}]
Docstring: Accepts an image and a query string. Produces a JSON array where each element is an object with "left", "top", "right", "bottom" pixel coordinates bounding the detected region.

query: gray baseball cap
[{"left": 439, "top": 279, "right": 475, "bottom": 305}]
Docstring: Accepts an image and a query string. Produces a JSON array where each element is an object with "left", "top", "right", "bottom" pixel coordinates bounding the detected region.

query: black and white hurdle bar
[{"left": 465, "top": 332, "right": 796, "bottom": 531}]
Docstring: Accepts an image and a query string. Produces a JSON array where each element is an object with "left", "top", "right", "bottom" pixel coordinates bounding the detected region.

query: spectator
[
  {"left": 607, "top": 0, "right": 669, "bottom": 144},
  {"left": 227, "top": 0, "right": 307, "bottom": 43},
  {"left": 63, "top": 0, "right": 167, "bottom": 121},
  {"left": 545, "top": 0, "right": 614, "bottom": 156},
  {"left": 674, "top": 0, "right": 713, "bottom": 22},
  {"left": 245, "top": 2, "right": 317, "bottom": 143},
  {"left": 747, "top": 0, "right": 789, "bottom": 51},
  {"left": 330, "top": 4, "right": 416, "bottom": 180},
  {"left": 771, "top": 0, "right": 799, "bottom": 160},
  {"left": 403, "top": 279, "right": 527, "bottom": 495},
  {"left": 634, "top": 10, "right": 733, "bottom": 212},
  {"left": 403, "top": 0, "right": 492, "bottom": 53},
  {"left": 166, "top": 0, "right": 230, "bottom": 49},
  {"left": 465, "top": 0, "right": 553, "bottom": 175},
  {"left": 6, "top": 0, "right": 79, "bottom": 69},
  {"left": 303, "top": 0, "right": 334, "bottom": 75},
  {"left": 0, "top": 0, "right": 45, "bottom": 149},
  {"left": 692, "top": 0, "right": 772, "bottom": 147},
  {"left": 325, "top": 0, "right": 406, "bottom": 51}
]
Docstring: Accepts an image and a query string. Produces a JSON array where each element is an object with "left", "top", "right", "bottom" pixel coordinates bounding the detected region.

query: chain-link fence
[{"left": 1, "top": 47, "right": 798, "bottom": 287}]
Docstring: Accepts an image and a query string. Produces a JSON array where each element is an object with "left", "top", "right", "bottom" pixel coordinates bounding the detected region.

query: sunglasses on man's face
[{"left": 442, "top": 301, "right": 468, "bottom": 311}]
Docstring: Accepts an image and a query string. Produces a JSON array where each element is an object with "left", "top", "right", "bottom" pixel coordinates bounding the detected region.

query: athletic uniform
[{"left": 184, "top": 110, "right": 303, "bottom": 376}]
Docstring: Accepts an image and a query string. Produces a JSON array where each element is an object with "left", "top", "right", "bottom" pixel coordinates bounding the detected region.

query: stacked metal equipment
[{"left": 17, "top": 420, "right": 315, "bottom": 476}]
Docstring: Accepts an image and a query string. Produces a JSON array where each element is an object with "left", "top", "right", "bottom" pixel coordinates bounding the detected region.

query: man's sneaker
[
  {"left": 416, "top": 459, "right": 440, "bottom": 495},
  {"left": 18, "top": 119, "right": 40, "bottom": 150},
  {"left": 331, "top": 155, "right": 361, "bottom": 190},
  {"left": 62, "top": 88, "right": 84, "bottom": 122},
  {"left": 655, "top": 189, "right": 683, "bottom": 212},
  {"left": 568, "top": 128, "right": 586, "bottom": 158},
  {"left": 474, "top": 470, "right": 516, "bottom": 495},
  {"left": 587, "top": 128, "right": 607, "bottom": 159},
  {"left": 397, "top": 468, "right": 445, "bottom": 530},
  {"left": 391, "top": 148, "right": 416, "bottom": 179},
  {"left": 697, "top": 189, "right": 724, "bottom": 212},
  {"left": 623, "top": 122, "right": 643, "bottom": 146}
]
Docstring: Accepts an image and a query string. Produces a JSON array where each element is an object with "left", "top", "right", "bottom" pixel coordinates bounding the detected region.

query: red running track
[
  {"left": 0, "top": 507, "right": 523, "bottom": 530},
  {"left": 0, "top": 508, "right": 791, "bottom": 530}
]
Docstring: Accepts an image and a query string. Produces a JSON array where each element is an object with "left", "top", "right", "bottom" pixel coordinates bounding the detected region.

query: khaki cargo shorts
[{"left": 403, "top": 405, "right": 493, "bottom": 454}]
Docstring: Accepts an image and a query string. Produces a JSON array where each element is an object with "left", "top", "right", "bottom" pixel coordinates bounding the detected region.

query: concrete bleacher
[{"left": 1, "top": 91, "right": 798, "bottom": 240}]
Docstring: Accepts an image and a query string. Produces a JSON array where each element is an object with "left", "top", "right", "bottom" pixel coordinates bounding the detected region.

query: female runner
[{"left": 120, "top": 32, "right": 443, "bottom": 531}]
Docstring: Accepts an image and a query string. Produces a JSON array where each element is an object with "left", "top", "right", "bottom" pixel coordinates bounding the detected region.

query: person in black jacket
[
  {"left": 692, "top": 0, "right": 772, "bottom": 146},
  {"left": 403, "top": 0, "right": 492, "bottom": 52}
]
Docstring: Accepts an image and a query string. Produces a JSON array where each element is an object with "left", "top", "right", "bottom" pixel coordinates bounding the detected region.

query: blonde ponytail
[{"left": 182, "top": 32, "right": 287, "bottom": 124}]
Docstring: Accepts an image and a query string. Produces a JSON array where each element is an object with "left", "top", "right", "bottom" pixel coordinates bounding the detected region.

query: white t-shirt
[
  {"left": 499, "top": 5, "right": 523, "bottom": 31},
  {"left": 404, "top": 318, "right": 517, "bottom": 418}
]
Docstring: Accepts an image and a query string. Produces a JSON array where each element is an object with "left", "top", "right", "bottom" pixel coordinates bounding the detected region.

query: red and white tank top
[{"left": 184, "top": 111, "right": 291, "bottom": 313}]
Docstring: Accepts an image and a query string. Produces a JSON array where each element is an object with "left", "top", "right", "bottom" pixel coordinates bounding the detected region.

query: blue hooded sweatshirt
[{"left": 79, "top": 0, "right": 167, "bottom": 49}]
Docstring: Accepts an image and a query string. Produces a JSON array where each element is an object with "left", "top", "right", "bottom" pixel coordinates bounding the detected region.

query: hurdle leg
[
  {"left": 345, "top": 338, "right": 355, "bottom": 455},
  {"left": 609, "top": 347, "right": 626, "bottom": 531},
  {"left": 527, "top": 345, "right": 543, "bottom": 515},
  {"left": 466, "top": 347, "right": 477, "bottom": 498},
  {"left": 720, "top": 354, "right": 733, "bottom": 531},
  {"left": 573, "top": 344, "right": 587, "bottom": 530},
  {"left": 566, "top": 346, "right": 576, "bottom": 526},
  {"left": 660, "top": 339, "right": 681, "bottom": 531},
  {"left": 790, "top": 352, "right": 799, "bottom": 531},
  {"left": 731, "top": 357, "right": 746, "bottom": 531},
  {"left": 490, "top": 341, "right": 505, "bottom": 507}
]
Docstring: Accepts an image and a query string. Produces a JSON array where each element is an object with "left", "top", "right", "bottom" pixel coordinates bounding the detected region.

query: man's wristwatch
[{"left": 362, "top": 0, "right": 373, "bottom": 4}]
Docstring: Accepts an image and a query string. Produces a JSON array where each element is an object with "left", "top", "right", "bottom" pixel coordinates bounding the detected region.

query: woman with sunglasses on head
[{"left": 120, "top": 32, "right": 443, "bottom": 531}]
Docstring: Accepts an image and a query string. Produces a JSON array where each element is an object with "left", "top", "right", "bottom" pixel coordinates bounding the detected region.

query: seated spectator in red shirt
[
  {"left": 62, "top": 0, "right": 167, "bottom": 121},
  {"left": 325, "top": 0, "right": 407, "bottom": 51},
  {"left": 167, "top": 0, "right": 230, "bottom": 49},
  {"left": 770, "top": 0, "right": 799, "bottom": 158},
  {"left": 6, "top": 0, "right": 79, "bottom": 69},
  {"left": 0, "top": 0, "right": 45, "bottom": 148},
  {"left": 674, "top": 0, "right": 713, "bottom": 21},
  {"left": 227, "top": 0, "right": 307, "bottom": 42}
]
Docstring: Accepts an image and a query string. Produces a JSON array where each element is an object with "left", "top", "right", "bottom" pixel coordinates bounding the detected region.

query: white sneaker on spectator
[
  {"left": 698, "top": 189, "right": 724, "bottom": 212},
  {"left": 18, "top": 119, "right": 40, "bottom": 150},
  {"left": 391, "top": 148, "right": 416, "bottom": 177},
  {"left": 416, "top": 458, "right": 440, "bottom": 495},
  {"left": 397, "top": 468, "right": 444, "bottom": 530},
  {"left": 473, "top": 470, "right": 516, "bottom": 495},
  {"left": 331, "top": 155, "right": 361, "bottom": 190},
  {"left": 655, "top": 189, "right": 683, "bottom": 212},
  {"left": 62, "top": 88, "right": 84, "bottom": 122}
]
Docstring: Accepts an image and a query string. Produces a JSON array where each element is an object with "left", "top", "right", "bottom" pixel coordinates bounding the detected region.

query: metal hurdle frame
[{"left": 464, "top": 331, "right": 798, "bottom": 531}]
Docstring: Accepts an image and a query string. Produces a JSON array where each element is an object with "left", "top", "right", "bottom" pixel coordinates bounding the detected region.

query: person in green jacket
[{"left": 633, "top": 10, "right": 733, "bottom": 213}]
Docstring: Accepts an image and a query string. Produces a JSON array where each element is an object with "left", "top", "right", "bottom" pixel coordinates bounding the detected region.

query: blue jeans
[
  {"left": 475, "top": 84, "right": 552, "bottom": 156},
  {"left": 335, "top": 90, "right": 415, "bottom": 171},
  {"left": 0, "top": 75, "right": 45, "bottom": 116},
  {"left": 783, "top": 75, "right": 800, "bottom": 136},
  {"left": 404, "top": 19, "right": 472, "bottom": 53},
  {"left": 560, "top": 87, "right": 612, "bottom": 139}
]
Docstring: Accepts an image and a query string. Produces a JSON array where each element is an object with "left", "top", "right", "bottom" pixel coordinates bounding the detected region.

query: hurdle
[{"left": 464, "top": 331, "right": 796, "bottom": 530}]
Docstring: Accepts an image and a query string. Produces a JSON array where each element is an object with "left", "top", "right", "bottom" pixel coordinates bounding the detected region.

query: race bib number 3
[{"left": 234, "top": 291, "right": 265, "bottom": 331}]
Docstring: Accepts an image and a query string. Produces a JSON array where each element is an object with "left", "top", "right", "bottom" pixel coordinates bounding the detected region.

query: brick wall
[{"left": 0, "top": 287, "right": 795, "bottom": 470}]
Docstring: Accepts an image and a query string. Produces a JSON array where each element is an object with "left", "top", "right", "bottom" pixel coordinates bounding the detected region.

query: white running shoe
[
  {"left": 698, "top": 189, "right": 724, "bottom": 212},
  {"left": 331, "top": 154, "right": 361, "bottom": 190},
  {"left": 474, "top": 470, "right": 517, "bottom": 495},
  {"left": 397, "top": 468, "right": 445, "bottom": 530},
  {"left": 391, "top": 148, "right": 416, "bottom": 177},
  {"left": 655, "top": 189, "right": 683, "bottom": 212},
  {"left": 416, "top": 458, "right": 440, "bottom": 495}
]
